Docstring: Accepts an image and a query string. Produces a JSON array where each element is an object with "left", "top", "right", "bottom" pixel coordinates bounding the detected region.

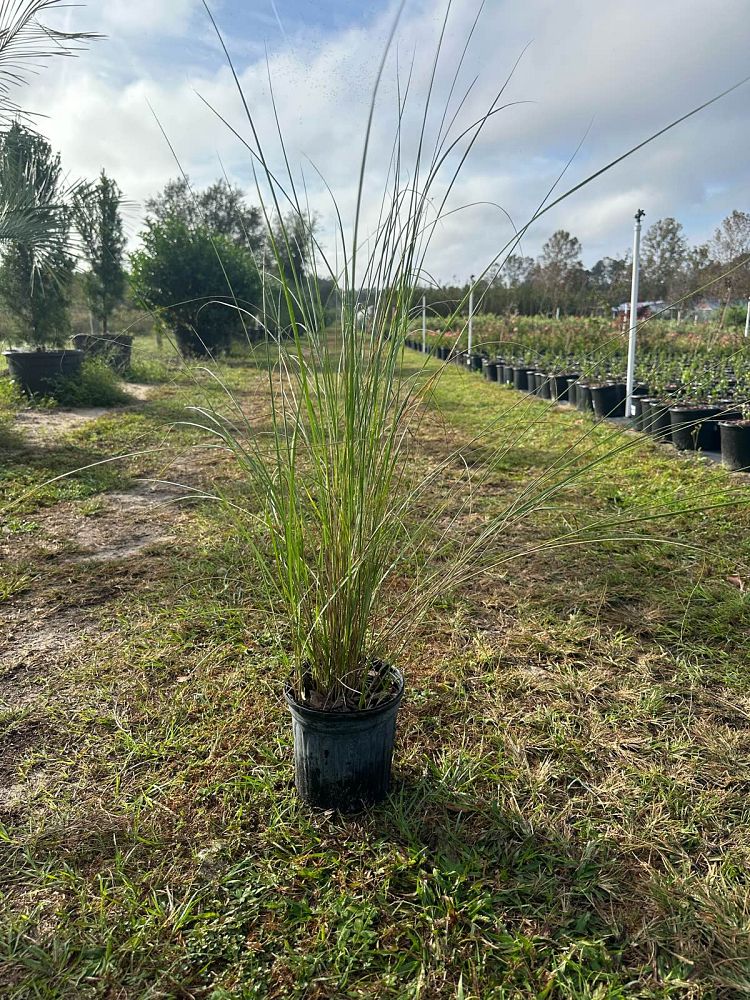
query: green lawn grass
[{"left": 1, "top": 346, "right": 749, "bottom": 998}]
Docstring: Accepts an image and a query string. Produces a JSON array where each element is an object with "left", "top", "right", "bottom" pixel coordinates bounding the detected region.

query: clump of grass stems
[{"left": 172, "top": 2, "right": 750, "bottom": 711}]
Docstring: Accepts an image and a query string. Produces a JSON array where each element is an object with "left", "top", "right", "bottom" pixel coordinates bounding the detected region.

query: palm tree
[{"left": 0, "top": 1, "right": 97, "bottom": 255}]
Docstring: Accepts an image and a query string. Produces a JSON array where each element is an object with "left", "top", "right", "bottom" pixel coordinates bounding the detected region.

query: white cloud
[
  {"left": 18, "top": 0, "right": 750, "bottom": 279},
  {"left": 98, "top": 0, "right": 204, "bottom": 36}
]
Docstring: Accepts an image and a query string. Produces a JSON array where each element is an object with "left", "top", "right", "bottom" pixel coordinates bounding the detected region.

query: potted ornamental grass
[
  {"left": 186, "top": 7, "right": 750, "bottom": 812},
  {"left": 0, "top": 124, "right": 79, "bottom": 396}
]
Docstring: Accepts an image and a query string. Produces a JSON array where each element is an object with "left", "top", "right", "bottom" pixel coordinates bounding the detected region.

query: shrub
[
  {"left": 130, "top": 218, "right": 261, "bottom": 358},
  {"left": 51, "top": 358, "right": 129, "bottom": 407}
]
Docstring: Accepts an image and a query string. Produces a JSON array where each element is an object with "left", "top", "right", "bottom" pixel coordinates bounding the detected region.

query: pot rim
[
  {"left": 668, "top": 404, "right": 722, "bottom": 414},
  {"left": 285, "top": 665, "right": 404, "bottom": 723},
  {"left": 3, "top": 348, "right": 84, "bottom": 357}
]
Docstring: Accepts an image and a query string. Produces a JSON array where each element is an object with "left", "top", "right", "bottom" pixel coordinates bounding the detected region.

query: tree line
[{"left": 422, "top": 214, "right": 750, "bottom": 324}]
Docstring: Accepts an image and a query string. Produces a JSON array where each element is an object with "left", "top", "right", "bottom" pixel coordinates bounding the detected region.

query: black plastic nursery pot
[
  {"left": 638, "top": 397, "right": 660, "bottom": 434},
  {"left": 576, "top": 383, "right": 594, "bottom": 413},
  {"left": 720, "top": 420, "right": 750, "bottom": 471},
  {"left": 71, "top": 333, "right": 133, "bottom": 372},
  {"left": 538, "top": 375, "right": 552, "bottom": 400},
  {"left": 590, "top": 382, "right": 626, "bottom": 419},
  {"left": 632, "top": 395, "right": 647, "bottom": 431},
  {"left": 285, "top": 668, "right": 404, "bottom": 812},
  {"left": 4, "top": 349, "right": 83, "bottom": 396},
  {"left": 469, "top": 353, "right": 484, "bottom": 372},
  {"left": 502, "top": 365, "right": 515, "bottom": 384},
  {"left": 645, "top": 399, "right": 673, "bottom": 440},
  {"left": 669, "top": 405, "right": 739, "bottom": 452},
  {"left": 483, "top": 360, "right": 499, "bottom": 381},
  {"left": 632, "top": 390, "right": 651, "bottom": 431},
  {"left": 567, "top": 378, "right": 578, "bottom": 406},
  {"left": 527, "top": 372, "right": 541, "bottom": 395},
  {"left": 549, "top": 373, "right": 578, "bottom": 402},
  {"left": 512, "top": 366, "right": 529, "bottom": 391}
]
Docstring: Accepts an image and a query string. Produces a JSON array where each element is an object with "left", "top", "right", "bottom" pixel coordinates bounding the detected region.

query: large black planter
[
  {"left": 720, "top": 420, "right": 750, "bottom": 471},
  {"left": 669, "top": 405, "right": 739, "bottom": 452},
  {"left": 483, "top": 360, "right": 499, "bottom": 382},
  {"left": 567, "top": 378, "right": 578, "bottom": 406},
  {"left": 176, "top": 327, "right": 231, "bottom": 358},
  {"left": 502, "top": 365, "right": 515, "bottom": 385},
  {"left": 538, "top": 374, "right": 552, "bottom": 400},
  {"left": 4, "top": 349, "right": 83, "bottom": 396},
  {"left": 528, "top": 371, "right": 541, "bottom": 395},
  {"left": 590, "top": 382, "right": 626, "bottom": 419},
  {"left": 72, "top": 333, "right": 133, "bottom": 372},
  {"left": 512, "top": 366, "right": 529, "bottom": 391},
  {"left": 285, "top": 669, "right": 404, "bottom": 811},
  {"left": 469, "top": 353, "right": 484, "bottom": 372}
]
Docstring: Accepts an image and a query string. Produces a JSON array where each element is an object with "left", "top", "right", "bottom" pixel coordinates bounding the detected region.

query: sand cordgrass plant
[{"left": 117, "top": 2, "right": 750, "bottom": 806}]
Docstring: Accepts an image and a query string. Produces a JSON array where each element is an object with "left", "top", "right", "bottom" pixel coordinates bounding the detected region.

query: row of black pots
[
  {"left": 456, "top": 344, "right": 750, "bottom": 473},
  {"left": 406, "top": 339, "right": 750, "bottom": 472},
  {"left": 528, "top": 371, "right": 750, "bottom": 470},
  {"left": 635, "top": 398, "right": 750, "bottom": 468}
]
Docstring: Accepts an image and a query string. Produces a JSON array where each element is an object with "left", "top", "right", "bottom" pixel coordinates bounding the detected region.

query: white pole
[
  {"left": 467, "top": 275, "right": 475, "bottom": 362},
  {"left": 744, "top": 297, "right": 750, "bottom": 339},
  {"left": 625, "top": 210, "right": 645, "bottom": 419},
  {"left": 422, "top": 295, "right": 427, "bottom": 352}
]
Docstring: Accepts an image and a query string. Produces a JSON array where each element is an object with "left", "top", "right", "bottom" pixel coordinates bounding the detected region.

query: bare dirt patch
[
  {"left": 12, "top": 407, "right": 110, "bottom": 441},
  {"left": 10, "top": 384, "right": 155, "bottom": 443}
]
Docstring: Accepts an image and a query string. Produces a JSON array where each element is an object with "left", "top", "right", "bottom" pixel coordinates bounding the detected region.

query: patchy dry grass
[{"left": 1, "top": 348, "right": 750, "bottom": 998}]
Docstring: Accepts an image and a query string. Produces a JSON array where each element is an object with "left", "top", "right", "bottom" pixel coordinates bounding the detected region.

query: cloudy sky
[{"left": 24, "top": 0, "right": 750, "bottom": 282}]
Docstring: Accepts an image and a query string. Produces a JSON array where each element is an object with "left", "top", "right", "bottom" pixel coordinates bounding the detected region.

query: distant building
[{"left": 612, "top": 300, "right": 668, "bottom": 320}]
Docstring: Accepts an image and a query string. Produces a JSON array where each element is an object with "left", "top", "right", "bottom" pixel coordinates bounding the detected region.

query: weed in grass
[
  {"left": 0, "top": 565, "right": 34, "bottom": 603},
  {"left": 50, "top": 358, "right": 130, "bottom": 407},
  {"left": 125, "top": 356, "right": 175, "bottom": 385}
]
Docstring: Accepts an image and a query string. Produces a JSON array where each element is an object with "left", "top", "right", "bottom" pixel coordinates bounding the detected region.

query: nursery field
[{"left": 2, "top": 338, "right": 750, "bottom": 998}]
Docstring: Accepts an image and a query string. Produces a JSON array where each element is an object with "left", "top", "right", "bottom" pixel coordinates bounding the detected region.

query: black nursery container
[
  {"left": 285, "top": 669, "right": 404, "bottom": 811},
  {"left": 549, "top": 373, "right": 578, "bottom": 402},
  {"left": 645, "top": 400, "right": 673, "bottom": 440},
  {"left": 469, "top": 353, "right": 484, "bottom": 372},
  {"left": 512, "top": 366, "right": 529, "bottom": 391},
  {"left": 669, "top": 405, "right": 739, "bottom": 452},
  {"left": 483, "top": 360, "right": 499, "bottom": 381},
  {"left": 632, "top": 396, "right": 647, "bottom": 431},
  {"left": 4, "top": 349, "right": 83, "bottom": 396},
  {"left": 72, "top": 333, "right": 133, "bottom": 372},
  {"left": 590, "top": 382, "right": 626, "bottom": 419},
  {"left": 720, "top": 420, "right": 750, "bottom": 471},
  {"left": 576, "top": 383, "right": 594, "bottom": 413}
]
